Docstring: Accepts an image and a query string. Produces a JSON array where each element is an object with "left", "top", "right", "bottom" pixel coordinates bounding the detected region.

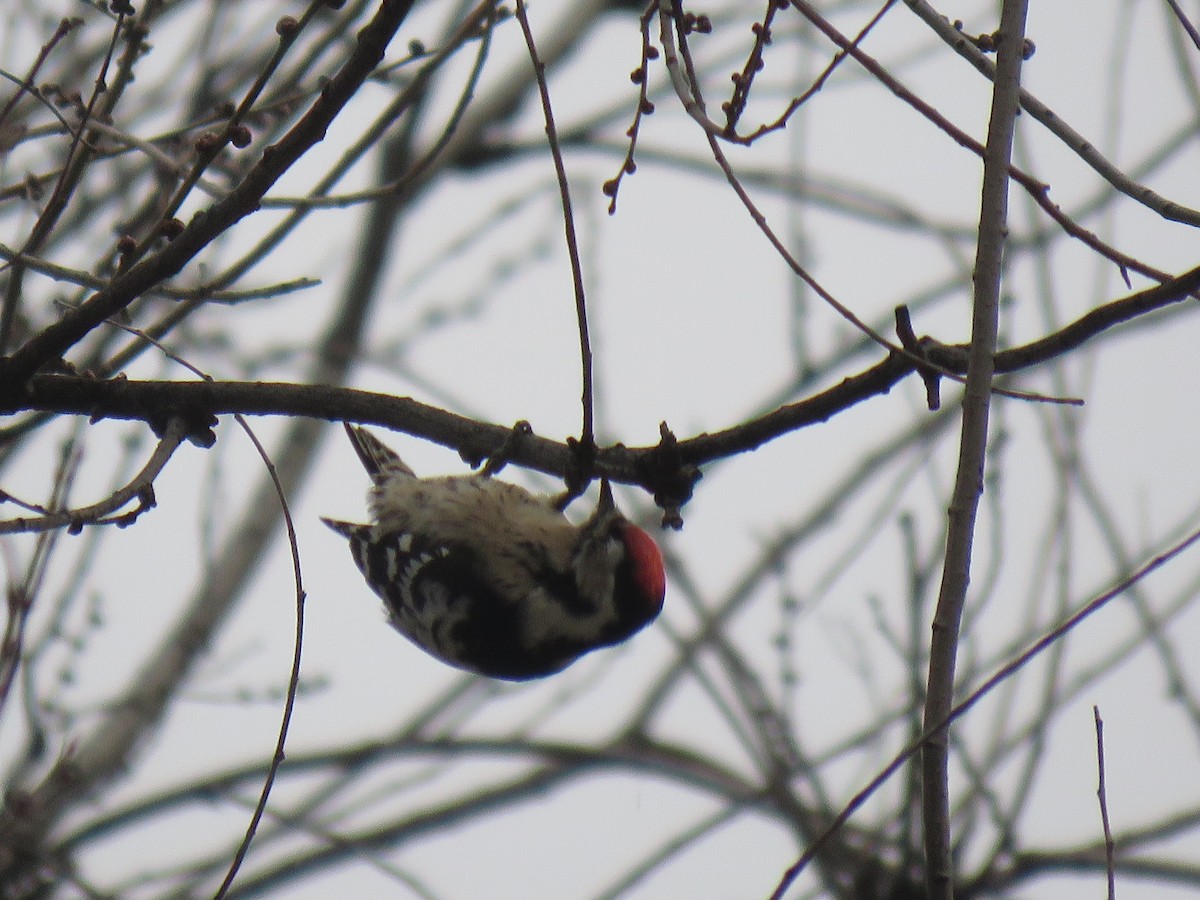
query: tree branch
[{"left": 923, "top": 2, "right": 1028, "bottom": 896}]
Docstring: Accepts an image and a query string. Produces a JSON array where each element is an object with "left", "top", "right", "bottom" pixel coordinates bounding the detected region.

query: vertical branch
[
  {"left": 1093, "top": 706, "right": 1116, "bottom": 900},
  {"left": 921, "top": 2, "right": 1030, "bottom": 898},
  {"left": 513, "top": 0, "right": 594, "bottom": 453}
]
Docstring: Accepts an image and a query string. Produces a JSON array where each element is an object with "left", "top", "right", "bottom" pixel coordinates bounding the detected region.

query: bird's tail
[{"left": 342, "top": 423, "right": 415, "bottom": 483}]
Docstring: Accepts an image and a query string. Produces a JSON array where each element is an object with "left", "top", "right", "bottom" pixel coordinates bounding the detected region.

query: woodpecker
[{"left": 322, "top": 424, "right": 666, "bottom": 680}]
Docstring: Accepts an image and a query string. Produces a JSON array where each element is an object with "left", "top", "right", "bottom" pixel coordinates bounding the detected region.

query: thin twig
[
  {"left": 1094, "top": 706, "right": 1117, "bottom": 900},
  {"left": 0, "top": 419, "right": 185, "bottom": 534},
  {"left": 0, "top": 10, "right": 125, "bottom": 354},
  {"left": 212, "top": 411, "right": 306, "bottom": 899},
  {"left": 101, "top": 325, "right": 307, "bottom": 900},
  {"left": 513, "top": 0, "right": 595, "bottom": 453},
  {"left": 1165, "top": 0, "right": 1200, "bottom": 52},
  {"left": 0, "top": 17, "right": 80, "bottom": 140},
  {"left": 0, "top": 442, "right": 81, "bottom": 722}
]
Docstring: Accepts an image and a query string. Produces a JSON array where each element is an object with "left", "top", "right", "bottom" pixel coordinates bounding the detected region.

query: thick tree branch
[{"left": 2, "top": 263, "right": 1197, "bottom": 519}]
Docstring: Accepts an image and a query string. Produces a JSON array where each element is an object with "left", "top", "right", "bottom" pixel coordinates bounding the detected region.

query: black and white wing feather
[{"left": 320, "top": 518, "right": 582, "bottom": 678}]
